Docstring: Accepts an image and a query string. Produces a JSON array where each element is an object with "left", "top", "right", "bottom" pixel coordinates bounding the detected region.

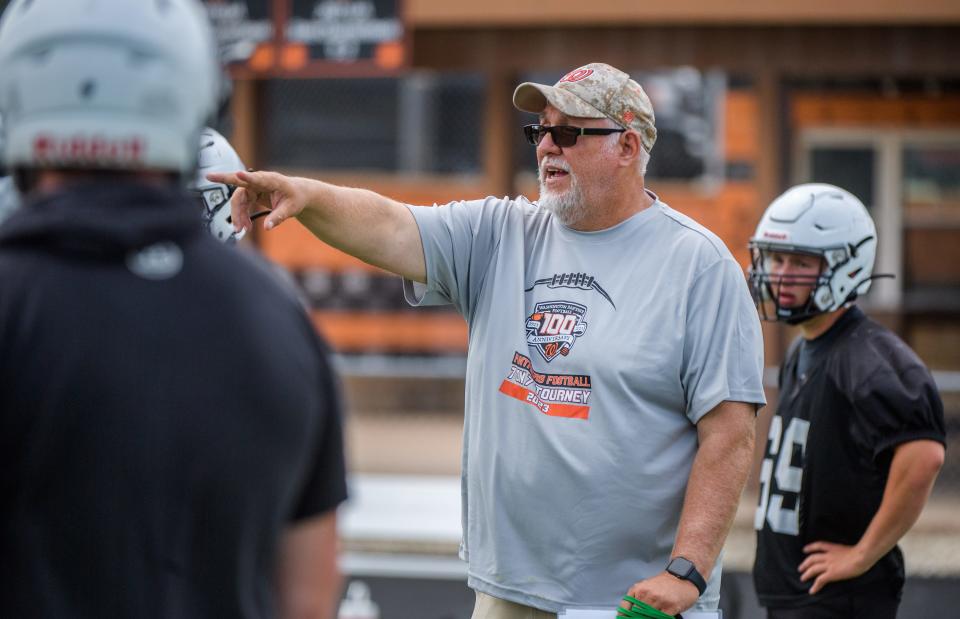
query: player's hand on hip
[
  {"left": 799, "top": 541, "right": 870, "bottom": 595},
  {"left": 797, "top": 542, "right": 870, "bottom": 595},
  {"left": 622, "top": 572, "right": 700, "bottom": 616},
  {"left": 206, "top": 170, "right": 307, "bottom": 233}
]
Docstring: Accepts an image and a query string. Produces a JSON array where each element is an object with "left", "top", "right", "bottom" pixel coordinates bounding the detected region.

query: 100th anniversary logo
[{"left": 525, "top": 300, "right": 588, "bottom": 363}]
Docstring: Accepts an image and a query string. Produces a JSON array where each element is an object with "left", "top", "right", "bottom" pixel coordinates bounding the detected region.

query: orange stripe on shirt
[{"left": 498, "top": 381, "right": 590, "bottom": 420}]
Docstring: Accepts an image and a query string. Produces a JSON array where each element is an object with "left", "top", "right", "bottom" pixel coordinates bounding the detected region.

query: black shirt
[
  {"left": 753, "top": 306, "right": 946, "bottom": 608},
  {"left": 0, "top": 183, "right": 347, "bottom": 618}
]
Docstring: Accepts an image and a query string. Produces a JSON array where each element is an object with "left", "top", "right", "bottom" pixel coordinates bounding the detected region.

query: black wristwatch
[{"left": 666, "top": 556, "right": 706, "bottom": 596}]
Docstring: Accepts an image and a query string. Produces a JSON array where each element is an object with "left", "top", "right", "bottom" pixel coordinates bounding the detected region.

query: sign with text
[
  {"left": 286, "top": 0, "right": 405, "bottom": 71},
  {"left": 202, "top": 0, "right": 274, "bottom": 68}
]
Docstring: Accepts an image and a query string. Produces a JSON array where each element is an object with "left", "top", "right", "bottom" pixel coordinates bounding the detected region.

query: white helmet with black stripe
[{"left": 748, "top": 183, "right": 883, "bottom": 324}]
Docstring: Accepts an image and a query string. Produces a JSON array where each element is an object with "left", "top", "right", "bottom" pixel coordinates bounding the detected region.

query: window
[
  {"left": 797, "top": 130, "right": 960, "bottom": 314},
  {"left": 261, "top": 73, "right": 484, "bottom": 173},
  {"left": 809, "top": 147, "right": 875, "bottom": 207}
]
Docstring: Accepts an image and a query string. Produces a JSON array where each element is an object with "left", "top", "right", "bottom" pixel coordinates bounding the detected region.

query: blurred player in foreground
[
  {"left": 0, "top": 1, "right": 346, "bottom": 617},
  {"left": 749, "top": 183, "right": 946, "bottom": 619}
]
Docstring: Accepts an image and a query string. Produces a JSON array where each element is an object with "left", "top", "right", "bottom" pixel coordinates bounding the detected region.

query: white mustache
[{"left": 539, "top": 158, "right": 570, "bottom": 177}]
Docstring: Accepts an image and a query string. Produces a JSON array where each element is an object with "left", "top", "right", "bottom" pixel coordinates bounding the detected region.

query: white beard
[{"left": 538, "top": 166, "right": 587, "bottom": 227}]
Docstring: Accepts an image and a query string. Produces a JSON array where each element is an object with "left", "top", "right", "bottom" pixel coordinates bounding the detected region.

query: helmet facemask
[
  {"left": 196, "top": 182, "right": 244, "bottom": 244},
  {"left": 749, "top": 245, "right": 826, "bottom": 324},
  {"left": 748, "top": 239, "right": 874, "bottom": 325}
]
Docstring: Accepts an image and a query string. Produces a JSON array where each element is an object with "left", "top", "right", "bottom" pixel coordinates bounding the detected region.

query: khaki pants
[{"left": 471, "top": 591, "right": 558, "bottom": 619}]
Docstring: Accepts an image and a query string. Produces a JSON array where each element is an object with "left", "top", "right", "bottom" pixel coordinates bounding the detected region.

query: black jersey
[
  {"left": 0, "top": 183, "right": 348, "bottom": 618},
  {"left": 753, "top": 306, "right": 946, "bottom": 608}
]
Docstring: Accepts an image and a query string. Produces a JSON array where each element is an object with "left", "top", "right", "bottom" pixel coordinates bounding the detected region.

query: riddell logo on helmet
[
  {"left": 763, "top": 230, "right": 789, "bottom": 240},
  {"left": 33, "top": 135, "right": 145, "bottom": 164},
  {"left": 560, "top": 68, "right": 594, "bottom": 83}
]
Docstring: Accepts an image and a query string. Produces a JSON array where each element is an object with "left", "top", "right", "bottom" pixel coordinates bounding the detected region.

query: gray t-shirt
[{"left": 404, "top": 193, "right": 766, "bottom": 612}]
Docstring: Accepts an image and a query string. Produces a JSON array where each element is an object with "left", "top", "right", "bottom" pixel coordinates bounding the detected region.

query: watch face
[
  {"left": 667, "top": 556, "right": 707, "bottom": 596},
  {"left": 668, "top": 557, "right": 694, "bottom": 577}
]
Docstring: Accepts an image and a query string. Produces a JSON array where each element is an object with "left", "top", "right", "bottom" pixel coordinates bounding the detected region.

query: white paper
[
  {"left": 558, "top": 611, "right": 610, "bottom": 619},
  {"left": 560, "top": 609, "right": 721, "bottom": 619},
  {"left": 557, "top": 611, "right": 613, "bottom": 619}
]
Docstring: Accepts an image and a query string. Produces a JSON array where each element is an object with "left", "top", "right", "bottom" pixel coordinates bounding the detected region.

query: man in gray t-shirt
[{"left": 211, "top": 62, "right": 766, "bottom": 618}]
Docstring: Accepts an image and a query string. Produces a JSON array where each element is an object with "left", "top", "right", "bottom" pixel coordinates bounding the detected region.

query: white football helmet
[
  {"left": 748, "top": 183, "right": 882, "bottom": 324},
  {"left": 190, "top": 128, "right": 246, "bottom": 244},
  {"left": 0, "top": 0, "right": 218, "bottom": 174}
]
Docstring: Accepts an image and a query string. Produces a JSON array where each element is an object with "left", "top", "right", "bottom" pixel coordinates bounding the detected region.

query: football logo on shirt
[
  {"left": 525, "top": 300, "right": 588, "bottom": 362},
  {"left": 525, "top": 272, "right": 616, "bottom": 309}
]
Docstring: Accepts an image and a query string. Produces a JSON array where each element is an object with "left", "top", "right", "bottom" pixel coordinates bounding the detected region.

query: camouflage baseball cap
[{"left": 513, "top": 62, "right": 657, "bottom": 153}]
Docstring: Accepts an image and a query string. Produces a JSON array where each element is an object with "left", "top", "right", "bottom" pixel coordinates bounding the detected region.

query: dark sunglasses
[{"left": 523, "top": 124, "right": 626, "bottom": 147}]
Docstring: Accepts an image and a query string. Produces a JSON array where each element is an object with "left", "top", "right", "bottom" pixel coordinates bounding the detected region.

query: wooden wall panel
[
  {"left": 793, "top": 95, "right": 960, "bottom": 128},
  {"left": 411, "top": 27, "right": 960, "bottom": 76},
  {"left": 312, "top": 311, "right": 468, "bottom": 353},
  {"left": 406, "top": 0, "right": 960, "bottom": 27},
  {"left": 724, "top": 91, "right": 761, "bottom": 161}
]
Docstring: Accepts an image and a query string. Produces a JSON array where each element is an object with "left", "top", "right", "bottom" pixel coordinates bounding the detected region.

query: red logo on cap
[
  {"left": 560, "top": 68, "right": 594, "bottom": 83},
  {"left": 622, "top": 111, "right": 635, "bottom": 124}
]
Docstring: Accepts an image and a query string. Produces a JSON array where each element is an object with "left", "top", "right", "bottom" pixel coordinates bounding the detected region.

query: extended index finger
[
  {"left": 213, "top": 169, "right": 288, "bottom": 194},
  {"left": 206, "top": 170, "right": 244, "bottom": 186}
]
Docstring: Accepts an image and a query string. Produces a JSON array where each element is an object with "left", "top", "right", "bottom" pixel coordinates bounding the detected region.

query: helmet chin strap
[
  {"left": 778, "top": 299, "right": 824, "bottom": 325},
  {"left": 784, "top": 312, "right": 816, "bottom": 326}
]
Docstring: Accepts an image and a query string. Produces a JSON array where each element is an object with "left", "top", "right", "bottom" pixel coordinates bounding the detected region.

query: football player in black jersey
[{"left": 747, "top": 183, "right": 946, "bottom": 618}]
